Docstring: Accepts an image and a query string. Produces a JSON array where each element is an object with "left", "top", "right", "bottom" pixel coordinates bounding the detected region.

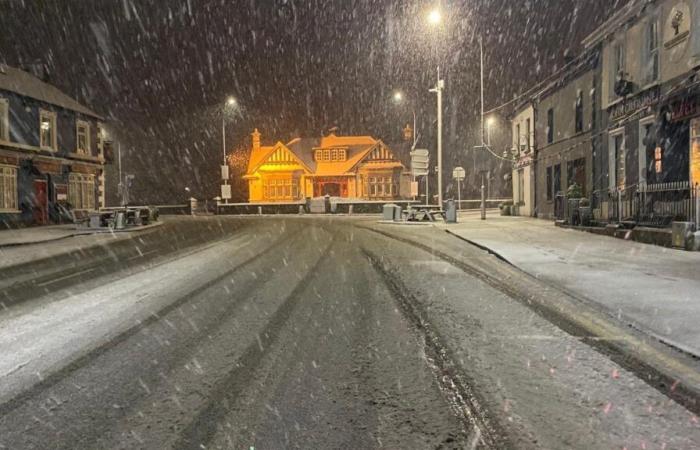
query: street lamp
[
  {"left": 426, "top": 7, "right": 444, "bottom": 207},
  {"left": 392, "top": 90, "right": 417, "bottom": 149},
  {"left": 428, "top": 8, "right": 441, "bottom": 25},
  {"left": 486, "top": 116, "right": 495, "bottom": 146},
  {"left": 221, "top": 96, "right": 238, "bottom": 204}
]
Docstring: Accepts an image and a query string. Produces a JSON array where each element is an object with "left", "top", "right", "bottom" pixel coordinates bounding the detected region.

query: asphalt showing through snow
[{"left": 0, "top": 216, "right": 698, "bottom": 449}]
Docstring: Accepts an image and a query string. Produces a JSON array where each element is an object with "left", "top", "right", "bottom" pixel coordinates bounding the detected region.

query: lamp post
[
  {"left": 392, "top": 90, "right": 418, "bottom": 149},
  {"left": 221, "top": 96, "right": 237, "bottom": 204},
  {"left": 427, "top": 7, "right": 444, "bottom": 207}
]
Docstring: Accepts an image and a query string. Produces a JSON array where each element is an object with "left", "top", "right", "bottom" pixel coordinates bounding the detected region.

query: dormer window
[{"left": 315, "top": 148, "right": 347, "bottom": 162}]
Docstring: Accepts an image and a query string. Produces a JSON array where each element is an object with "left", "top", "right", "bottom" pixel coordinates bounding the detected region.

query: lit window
[
  {"left": 323, "top": 149, "right": 330, "bottom": 161},
  {"left": 0, "top": 165, "right": 18, "bottom": 210},
  {"left": 40, "top": 110, "right": 57, "bottom": 150},
  {"left": 69, "top": 173, "right": 95, "bottom": 210},
  {"left": 330, "top": 148, "right": 338, "bottom": 161},
  {"left": 0, "top": 98, "right": 8, "bottom": 141},
  {"left": 315, "top": 150, "right": 323, "bottom": 161},
  {"left": 338, "top": 149, "right": 346, "bottom": 161},
  {"left": 654, "top": 147, "right": 663, "bottom": 173},
  {"left": 76, "top": 120, "right": 90, "bottom": 155}
]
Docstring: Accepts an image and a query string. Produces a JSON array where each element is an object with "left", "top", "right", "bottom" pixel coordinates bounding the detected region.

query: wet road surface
[{"left": 0, "top": 217, "right": 698, "bottom": 449}]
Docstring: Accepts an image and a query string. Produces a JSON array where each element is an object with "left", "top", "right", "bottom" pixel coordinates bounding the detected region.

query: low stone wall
[
  {"left": 154, "top": 204, "right": 191, "bottom": 215},
  {"left": 217, "top": 203, "right": 304, "bottom": 215},
  {"left": 556, "top": 222, "right": 673, "bottom": 248}
]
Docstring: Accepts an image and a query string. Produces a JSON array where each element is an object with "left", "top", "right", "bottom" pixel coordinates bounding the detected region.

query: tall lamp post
[
  {"left": 392, "top": 91, "right": 418, "bottom": 149},
  {"left": 427, "top": 7, "right": 444, "bottom": 207},
  {"left": 221, "top": 96, "right": 237, "bottom": 204}
]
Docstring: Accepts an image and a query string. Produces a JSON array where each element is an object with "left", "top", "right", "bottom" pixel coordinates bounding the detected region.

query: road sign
[
  {"left": 221, "top": 165, "right": 229, "bottom": 180},
  {"left": 453, "top": 166, "right": 465, "bottom": 180},
  {"left": 410, "top": 149, "right": 430, "bottom": 176},
  {"left": 221, "top": 184, "right": 232, "bottom": 200}
]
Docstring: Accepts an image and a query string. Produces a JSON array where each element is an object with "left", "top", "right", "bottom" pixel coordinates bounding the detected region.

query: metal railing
[{"left": 593, "top": 182, "right": 698, "bottom": 228}]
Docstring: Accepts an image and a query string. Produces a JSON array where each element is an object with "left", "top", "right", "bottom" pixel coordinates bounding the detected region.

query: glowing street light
[
  {"left": 391, "top": 90, "right": 417, "bottom": 148},
  {"left": 486, "top": 116, "right": 495, "bottom": 146},
  {"left": 428, "top": 8, "right": 441, "bottom": 25}
]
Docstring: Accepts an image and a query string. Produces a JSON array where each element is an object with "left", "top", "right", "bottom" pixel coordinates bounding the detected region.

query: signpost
[
  {"left": 221, "top": 165, "right": 231, "bottom": 201},
  {"left": 453, "top": 166, "right": 465, "bottom": 209},
  {"left": 411, "top": 149, "right": 430, "bottom": 205}
]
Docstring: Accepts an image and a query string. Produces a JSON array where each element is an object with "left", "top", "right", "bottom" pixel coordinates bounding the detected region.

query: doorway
[{"left": 33, "top": 179, "right": 48, "bottom": 225}]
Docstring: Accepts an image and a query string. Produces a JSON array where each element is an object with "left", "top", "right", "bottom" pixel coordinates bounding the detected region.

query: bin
[{"left": 444, "top": 200, "right": 457, "bottom": 223}]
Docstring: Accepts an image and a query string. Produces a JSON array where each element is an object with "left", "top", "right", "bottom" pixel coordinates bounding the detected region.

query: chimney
[{"left": 252, "top": 128, "right": 261, "bottom": 151}]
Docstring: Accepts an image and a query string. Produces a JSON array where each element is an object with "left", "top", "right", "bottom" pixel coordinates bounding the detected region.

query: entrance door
[
  {"left": 322, "top": 183, "right": 341, "bottom": 197},
  {"left": 33, "top": 179, "right": 48, "bottom": 225}
]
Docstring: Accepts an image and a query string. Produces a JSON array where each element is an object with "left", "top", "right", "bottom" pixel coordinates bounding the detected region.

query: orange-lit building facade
[{"left": 244, "top": 129, "right": 410, "bottom": 202}]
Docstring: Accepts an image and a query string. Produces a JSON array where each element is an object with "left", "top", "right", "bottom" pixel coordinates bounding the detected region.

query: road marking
[{"left": 36, "top": 268, "right": 96, "bottom": 287}]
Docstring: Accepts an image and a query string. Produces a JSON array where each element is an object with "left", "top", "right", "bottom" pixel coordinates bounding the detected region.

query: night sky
[{"left": 0, "top": 0, "right": 626, "bottom": 203}]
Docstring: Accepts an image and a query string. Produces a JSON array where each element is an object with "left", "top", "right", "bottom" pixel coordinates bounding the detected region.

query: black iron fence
[{"left": 593, "top": 182, "right": 699, "bottom": 228}]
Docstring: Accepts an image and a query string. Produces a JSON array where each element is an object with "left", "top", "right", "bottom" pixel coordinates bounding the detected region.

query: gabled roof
[
  {"left": 246, "top": 141, "right": 312, "bottom": 175},
  {"left": 245, "top": 132, "right": 406, "bottom": 177},
  {"left": 0, "top": 65, "right": 102, "bottom": 119}
]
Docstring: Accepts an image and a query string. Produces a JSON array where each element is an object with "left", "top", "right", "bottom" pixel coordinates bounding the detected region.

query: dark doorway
[
  {"left": 322, "top": 183, "right": 340, "bottom": 197},
  {"left": 33, "top": 179, "right": 48, "bottom": 225}
]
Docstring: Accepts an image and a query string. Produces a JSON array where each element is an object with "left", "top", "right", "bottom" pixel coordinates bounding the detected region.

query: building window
[
  {"left": 0, "top": 98, "right": 8, "bottom": 141},
  {"left": 76, "top": 120, "right": 90, "bottom": 155},
  {"left": 0, "top": 165, "right": 18, "bottom": 211},
  {"left": 517, "top": 168, "right": 525, "bottom": 204},
  {"left": 575, "top": 90, "right": 584, "bottom": 133},
  {"left": 654, "top": 146, "right": 663, "bottom": 174},
  {"left": 611, "top": 132, "right": 626, "bottom": 189},
  {"left": 553, "top": 163, "right": 561, "bottom": 198},
  {"left": 40, "top": 110, "right": 57, "bottom": 150},
  {"left": 337, "top": 148, "right": 346, "bottom": 161},
  {"left": 524, "top": 118, "right": 531, "bottom": 151},
  {"left": 547, "top": 108, "right": 554, "bottom": 144},
  {"left": 69, "top": 173, "right": 96, "bottom": 210},
  {"left": 515, "top": 123, "right": 521, "bottom": 152},
  {"left": 263, "top": 178, "right": 297, "bottom": 200},
  {"left": 368, "top": 175, "right": 394, "bottom": 198},
  {"left": 546, "top": 166, "right": 553, "bottom": 201},
  {"left": 567, "top": 158, "right": 586, "bottom": 194},
  {"left": 315, "top": 149, "right": 323, "bottom": 161},
  {"left": 644, "top": 19, "right": 659, "bottom": 85},
  {"left": 323, "top": 149, "right": 331, "bottom": 161},
  {"left": 611, "top": 41, "right": 626, "bottom": 99},
  {"left": 639, "top": 118, "right": 655, "bottom": 184}
]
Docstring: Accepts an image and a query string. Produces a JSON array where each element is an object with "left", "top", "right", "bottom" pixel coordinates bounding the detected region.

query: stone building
[{"left": 0, "top": 65, "right": 108, "bottom": 228}]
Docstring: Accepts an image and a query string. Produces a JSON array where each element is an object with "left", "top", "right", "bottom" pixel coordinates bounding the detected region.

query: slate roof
[{"left": 0, "top": 65, "right": 102, "bottom": 119}]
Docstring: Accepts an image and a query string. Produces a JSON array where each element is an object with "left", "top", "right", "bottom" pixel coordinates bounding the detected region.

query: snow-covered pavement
[{"left": 440, "top": 213, "right": 700, "bottom": 356}]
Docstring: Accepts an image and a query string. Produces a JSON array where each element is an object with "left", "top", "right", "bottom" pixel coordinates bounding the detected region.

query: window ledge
[
  {"left": 0, "top": 209, "right": 21, "bottom": 214},
  {"left": 67, "top": 152, "right": 102, "bottom": 162}
]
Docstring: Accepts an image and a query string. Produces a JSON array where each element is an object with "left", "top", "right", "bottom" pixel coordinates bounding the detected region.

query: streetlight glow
[
  {"left": 487, "top": 117, "right": 495, "bottom": 127},
  {"left": 226, "top": 96, "right": 237, "bottom": 106},
  {"left": 428, "top": 9, "right": 441, "bottom": 25},
  {"left": 393, "top": 91, "right": 404, "bottom": 103}
]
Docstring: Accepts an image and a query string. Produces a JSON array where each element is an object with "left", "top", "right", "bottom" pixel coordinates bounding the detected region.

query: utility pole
[{"left": 430, "top": 67, "right": 444, "bottom": 207}]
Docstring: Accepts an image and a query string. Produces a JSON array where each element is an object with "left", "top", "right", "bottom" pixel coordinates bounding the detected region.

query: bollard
[
  {"left": 298, "top": 204, "right": 304, "bottom": 215},
  {"left": 258, "top": 206, "right": 263, "bottom": 215},
  {"left": 349, "top": 204, "right": 353, "bottom": 216}
]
